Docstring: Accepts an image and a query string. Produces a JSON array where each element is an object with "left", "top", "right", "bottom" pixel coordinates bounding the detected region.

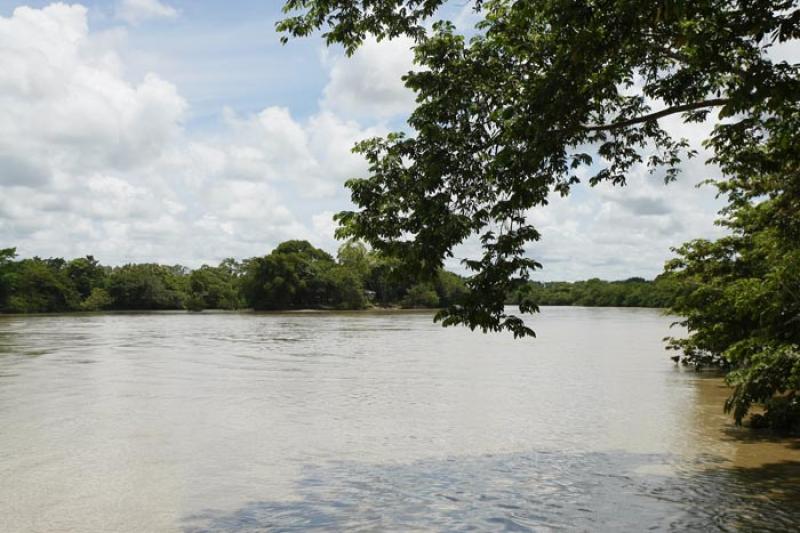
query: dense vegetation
[
  {"left": 280, "top": 0, "right": 799, "bottom": 339},
  {"left": 664, "top": 106, "right": 800, "bottom": 432},
  {"left": 0, "top": 241, "right": 469, "bottom": 313},
  {"left": 1, "top": 242, "right": 683, "bottom": 314},
  {"left": 508, "top": 276, "right": 681, "bottom": 308},
  {"left": 279, "top": 1, "right": 800, "bottom": 430}
]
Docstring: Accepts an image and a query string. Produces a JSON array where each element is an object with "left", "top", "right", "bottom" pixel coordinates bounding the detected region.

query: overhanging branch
[{"left": 583, "top": 98, "right": 731, "bottom": 132}]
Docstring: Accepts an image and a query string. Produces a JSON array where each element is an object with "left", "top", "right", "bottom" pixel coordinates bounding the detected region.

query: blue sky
[
  {"left": 0, "top": 1, "right": 727, "bottom": 280},
  {"left": 0, "top": 1, "right": 337, "bottom": 123}
]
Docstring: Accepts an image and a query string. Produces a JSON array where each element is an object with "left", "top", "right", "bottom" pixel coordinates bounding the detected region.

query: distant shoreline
[{"left": 0, "top": 305, "right": 668, "bottom": 318}]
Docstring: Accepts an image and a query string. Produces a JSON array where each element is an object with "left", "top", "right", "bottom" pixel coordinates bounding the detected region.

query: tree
[
  {"left": 321, "top": 265, "right": 367, "bottom": 309},
  {"left": 241, "top": 240, "right": 338, "bottom": 310},
  {"left": 361, "top": 254, "right": 409, "bottom": 305},
  {"left": 186, "top": 265, "right": 242, "bottom": 311},
  {"left": 279, "top": 0, "right": 800, "bottom": 337},
  {"left": 434, "top": 270, "right": 467, "bottom": 307},
  {"left": 66, "top": 256, "right": 107, "bottom": 300},
  {"left": 401, "top": 282, "right": 440, "bottom": 308},
  {"left": 0, "top": 248, "right": 16, "bottom": 311},
  {"left": 505, "top": 276, "right": 682, "bottom": 308},
  {"left": 5, "top": 258, "right": 80, "bottom": 313},
  {"left": 337, "top": 240, "right": 373, "bottom": 281},
  {"left": 106, "top": 264, "right": 184, "bottom": 310},
  {"left": 81, "top": 288, "right": 113, "bottom": 311},
  {"left": 665, "top": 104, "right": 800, "bottom": 431}
]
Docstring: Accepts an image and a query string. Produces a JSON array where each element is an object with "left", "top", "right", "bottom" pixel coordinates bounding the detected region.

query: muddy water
[{"left": 0, "top": 307, "right": 798, "bottom": 532}]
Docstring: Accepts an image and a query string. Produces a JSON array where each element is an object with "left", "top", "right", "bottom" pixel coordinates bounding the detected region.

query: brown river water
[{"left": 0, "top": 307, "right": 798, "bottom": 532}]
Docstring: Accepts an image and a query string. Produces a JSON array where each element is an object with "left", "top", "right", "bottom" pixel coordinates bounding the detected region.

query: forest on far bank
[
  {"left": 507, "top": 276, "right": 680, "bottom": 308},
  {"left": 0, "top": 241, "right": 681, "bottom": 314}
]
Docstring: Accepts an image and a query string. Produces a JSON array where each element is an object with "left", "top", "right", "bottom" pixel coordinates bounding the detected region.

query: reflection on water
[
  {"left": 184, "top": 451, "right": 800, "bottom": 532},
  {"left": 0, "top": 308, "right": 798, "bottom": 532}
]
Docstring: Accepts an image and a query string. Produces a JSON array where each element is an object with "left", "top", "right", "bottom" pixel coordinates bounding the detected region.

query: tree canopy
[
  {"left": 5, "top": 241, "right": 683, "bottom": 315},
  {"left": 0, "top": 241, "right": 473, "bottom": 314},
  {"left": 279, "top": 1, "right": 800, "bottom": 429},
  {"left": 665, "top": 102, "right": 800, "bottom": 431},
  {"left": 510, "top": 275, "right": 683, "bottom": 308},
  {"left": 279, "top": 0, "right": 800, "bottom": 337}
]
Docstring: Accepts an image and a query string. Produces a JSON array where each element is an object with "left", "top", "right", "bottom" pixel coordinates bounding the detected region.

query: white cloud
[
  {"left": 311, "top": 210, "right": 340, "bottom": 250},
  {"left": 117, "top": 0, "right": 179, "bottom": 25},
  {"left": 320, "top": 36, "right": 417, "bottom": 119},
  {"left": 196, "top": 107, "right": 384, "bottom": 198},
  {"left": 768, "top": 38, "right": 800, "bottom": 64},
  {"left": 0, "top": 4, "right": 377, "bottom": 266},
  {"left": 516, "top": 156, "right": 725, "bottom": 281},
  {"left": 0, "top": 4, "right": 186, "bottom": 180},
  {"left": 0, "top": 3, "right": 727, "bottom": 279}
]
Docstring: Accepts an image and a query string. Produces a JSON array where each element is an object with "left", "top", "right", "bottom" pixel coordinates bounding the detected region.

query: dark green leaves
[
  {"left": 281, "top": 0, "right": 799, "bottom": 337},
  {"left": 278, "top": 0, "right": 450, "bottom": 54},
  {"left": 665, "top": 94, "right": 800, "bottom": 429}
]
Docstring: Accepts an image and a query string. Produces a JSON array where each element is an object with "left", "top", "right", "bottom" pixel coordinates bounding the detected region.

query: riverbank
[{"left": 0, "top": 304, "right": 669, "bottom": 318}]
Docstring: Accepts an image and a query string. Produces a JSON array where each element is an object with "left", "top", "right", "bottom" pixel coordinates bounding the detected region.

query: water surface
[{"left": 0, "top": 308, "right": 798, "bottom": 531}]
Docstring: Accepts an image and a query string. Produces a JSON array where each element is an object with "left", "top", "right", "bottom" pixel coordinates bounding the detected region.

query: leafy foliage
[
  {"left": 279, "top": 0, "right": 800, "bottom": 338},
  {"left": 65, "top": 256, "right": 107, "bottom": 300},
  {"left": 666, "top": 102, "right": 800, "bottom": 431},
  {"left": 0, "top": 240, "right": 468, "bottom": 314},
  {"left": 106, "top": 264, "right": 186, "bottom": 310},
  {"left": 0, "top": 248, "right": 16, "bottom": 310},
  {"left": 4, "top": 258, "right": 80, "bottom": 313},
  {"left": 320, "top": 264, "right": 367, "bottom": 309},
  {"left": 187, "top": 264, "right": 242, "bottom": 311},
  {"left": 81, "top": 288, "right": 113, "bottom": 311},
  {"left": 510, "top": 275, "right": 683, "bottom": 308},
  {"left": 240, "top": 240, "right": 339, "bottom": 310},
  {"left": 279, "top": 1, "right": 800, "bottom": 429},
  {"left": 401, "top": 283, "right": 440, "bottom": 308},
  {"left": 278, "top": 0, "right": 450, "bottom": 54}
]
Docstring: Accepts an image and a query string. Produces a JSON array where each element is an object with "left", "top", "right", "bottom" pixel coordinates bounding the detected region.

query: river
[{"left": 0, "top": 307, "right": 798, "bottom": 531}]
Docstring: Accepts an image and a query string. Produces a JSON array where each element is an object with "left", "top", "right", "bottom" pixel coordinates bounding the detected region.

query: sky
[{"left": 0, "top": 1, "right": 730, "bottom": 280}]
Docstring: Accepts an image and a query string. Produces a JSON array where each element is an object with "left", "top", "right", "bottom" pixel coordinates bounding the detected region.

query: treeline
[
  {"left": 0, "top": 241, "right": 467, "bottom": 313},
  {"left": 507, "top": 276, "right": 681, "bottom": 308},
  {"left": 1, "top": 242, "right": 681, "bottom": 314}
]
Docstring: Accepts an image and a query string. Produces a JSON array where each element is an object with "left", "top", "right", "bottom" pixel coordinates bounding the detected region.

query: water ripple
[
  {"left": 1, "top": 309, "right": 799, "bottom": 532},
  {"left": 183, "top": 451, "right": 800, "bottom": 532}
]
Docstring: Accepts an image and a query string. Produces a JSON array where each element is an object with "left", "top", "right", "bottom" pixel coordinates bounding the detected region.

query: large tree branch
[{"left": 583, "top": 98, "right": 731, "bottom": 132}]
